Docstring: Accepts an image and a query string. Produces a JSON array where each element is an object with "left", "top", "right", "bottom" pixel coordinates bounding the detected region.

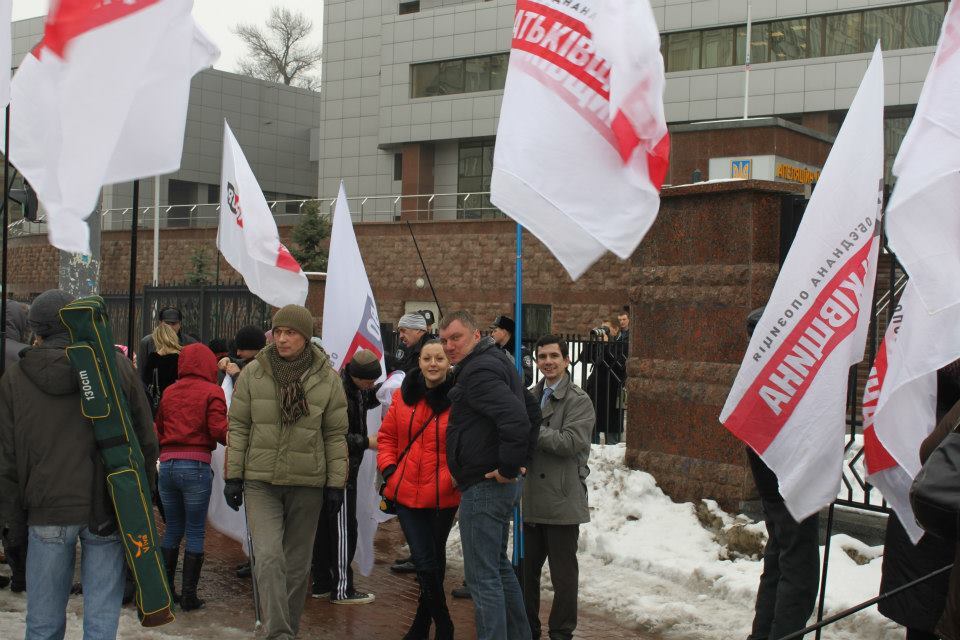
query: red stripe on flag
[
  {"left": 275, "top": 244, "right": 302, "bottom": 274},
  {"left": 647, "top": 134, "right": 670, "bottom": 191},
  {"left": 39, "top": 0, "right": 164, "bottom": 58},
  {"left": 864, "top": 425, "right": 898, "bottom": 474},
  {"left": 724, "top": 238, "right": 876, "bottom": 453}
]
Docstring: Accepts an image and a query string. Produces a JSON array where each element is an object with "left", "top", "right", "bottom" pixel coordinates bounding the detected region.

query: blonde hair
[{"left": 152, "top": 323, "right": 182, "bottom": 356}]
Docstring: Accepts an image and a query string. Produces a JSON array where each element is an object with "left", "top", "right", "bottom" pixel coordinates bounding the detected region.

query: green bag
[{"left": 60, "top": 296, "right": 175, "bottom": 628}]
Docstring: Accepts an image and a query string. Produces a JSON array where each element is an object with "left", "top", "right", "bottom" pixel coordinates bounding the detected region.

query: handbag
[
  {"left": 379, "top": 410, "right": 437, "bottom": 515},
  {"left": 909, "top": 416, "right": 960, "bottom": 540},
  {"left": 146, "top": 367, "right": 161, "bottom": 413}
]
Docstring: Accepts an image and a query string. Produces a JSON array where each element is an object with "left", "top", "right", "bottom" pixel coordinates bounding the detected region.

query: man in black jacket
[{"left": 440, "top": 310, "right": 532, "bottom": 640}]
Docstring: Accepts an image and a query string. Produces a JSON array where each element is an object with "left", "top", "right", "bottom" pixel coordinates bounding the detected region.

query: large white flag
[
  {"left": 885, "top": 1, "right": 960, "bottom": 313},
  {"left": 862, "top": 283, "right": 942, "bottom": 543},
  {"left": 322, "top": 183, "right": 389, "bottom": 577},
  {"left": 490, "top": 0, "right": 668, "bottom": 279},
  {"left": 207, "top": 375, "right": 249, "bottom": 555},
  {"left": 218, "top": 122, "right": 308, "bottom": 308},
  {"left": 719, "top": 46, "right": 885, "bottom": 521},
  {"left": 9, "top": 0, "right": 218, "bottom": 254}
]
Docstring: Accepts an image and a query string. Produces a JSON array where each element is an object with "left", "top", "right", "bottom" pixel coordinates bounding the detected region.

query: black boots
[
  {"left": 402, "top": 594, "right": 431, "bottom": 640},
  {"left": 160, "top": 547, "right": 180, "bottom": 604},
  {"left": 180, "top": 552, "right": 205, "bottom": 611},
  {"left": 418, "top": 571, "right": 454, "bottom": 640}
]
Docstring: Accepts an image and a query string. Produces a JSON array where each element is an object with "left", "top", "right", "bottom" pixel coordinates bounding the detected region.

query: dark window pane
[
  {"left": 667, "top": 31, "right": 701, "bottom": 71},
  {"left": 490, "top": 54, "right": 508, "bottom": 90},
  {"left": 459, "top": 145, "right": 484, "bottom": 179},
  {"left": 736, "top": 22, "right": 770, "bottom": 65},
  {"left": 465, "top": 57, "right": 491, "bottom": 92},
  {"left": 701, "top": 27, "right": 734, "bottom": 68},
  {"left": 393, "top": 153, "right": 403, "bottom": 181},
  {"left": 410, "top": 62, "right": 440, "bottom": 97},
  {"left": 437, "top": 59, "right": 465, "bottom": 95},
  {"left": 904, "top": 2, "right": 946, "bottom": 48},
  {"left": 863, "top": 6, "right": 904, "bottom": 51},
  {"left": 399, "top": 0, "right": 419, "bottom": 15},
  {"left": 769, "top": 19, "right": 809, "bottom": 61},
  {"left": 824, "top": 12, "right": 862, "bottom": 56},
  {"left": 808, "top": 16, "right": 825, "bottom": 58}
]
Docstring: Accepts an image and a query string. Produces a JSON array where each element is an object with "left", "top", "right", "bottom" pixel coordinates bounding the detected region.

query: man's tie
[{"left": 541, "top": 386, "right": 553, "bottom": 409}]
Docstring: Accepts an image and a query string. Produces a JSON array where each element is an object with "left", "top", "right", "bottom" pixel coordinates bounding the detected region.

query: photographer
[{"left": 580, "top": 319, "right": 626, "bottom": 444}]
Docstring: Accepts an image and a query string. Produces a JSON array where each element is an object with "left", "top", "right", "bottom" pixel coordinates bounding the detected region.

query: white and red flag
[
  {"left": 720, "top": 45, "right": 885, "bottom": 521},
  {"left": 9, "top": 0, "right": 218, "bottom": 254},
  {"left": 218, "top": 121, "right": 308, "bottom": 308},
  {"left": 490, "top": 0, "right": 668, "bottom": 279},
  {"left": 322, "top": 182, "right": 389, "bottom": 577},
  {"left": 885, "top": 1, "right": 960, "bottom": 313},
  {"left": 862, "top": 282, "right": 945, "bottom": 543}
]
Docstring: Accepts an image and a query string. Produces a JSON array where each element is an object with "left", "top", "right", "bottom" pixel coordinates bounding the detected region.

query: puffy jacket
[
  {"left": 155, "top": 344, "right": 228, "bottom": 463},
  {"left": 225, "top": 343, "right": 349, "bottom": 488},
  {"left": 446, "top": 337, "right": 533, "bottom": 490},
  {"left": 0, "top": 336, "right": 158, "bottom": 540},
  {"left": 378, "top": 372, "right": 459, "bottom": 509}
]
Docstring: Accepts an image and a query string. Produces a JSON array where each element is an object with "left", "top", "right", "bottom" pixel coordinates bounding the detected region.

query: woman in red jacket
[
  {"left": 378, "top": 340, "right": 459, "bottom": 640},
  {"left": 154, "top": 343, "right": 228, "bottom": 612}
]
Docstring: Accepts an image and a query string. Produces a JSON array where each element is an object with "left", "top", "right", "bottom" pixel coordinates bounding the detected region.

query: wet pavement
[{"left": 166, "top": 517, "right": 655, "bottom": 639}]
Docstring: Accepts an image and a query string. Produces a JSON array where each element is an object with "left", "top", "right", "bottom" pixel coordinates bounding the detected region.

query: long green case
[{"left": 60, "top": 296, "right": 175, "bottom": 628}]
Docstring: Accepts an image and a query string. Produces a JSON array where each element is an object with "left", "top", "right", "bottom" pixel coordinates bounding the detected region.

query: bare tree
[{"left": 234, "top": 7, "right": 322, "bottom": 90}]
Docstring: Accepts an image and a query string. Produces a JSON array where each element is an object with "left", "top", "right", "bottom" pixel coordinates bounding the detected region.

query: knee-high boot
[
  {"left": 403, "top": 586, "right": 432, "bottom": 640},
  {"left": 160, "top": 547, "right": 180, "bottom": 604},
  {"left": 418, "top": 571, "right": 454, "bottom": 640},
  {"left": 180, "top": 552, "right": 205, "bottom": 611}
]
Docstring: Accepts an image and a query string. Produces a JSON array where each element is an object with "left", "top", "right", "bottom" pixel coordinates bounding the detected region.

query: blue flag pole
[{"left": 512, "top": 223, "right": 524, "bottom": 575}]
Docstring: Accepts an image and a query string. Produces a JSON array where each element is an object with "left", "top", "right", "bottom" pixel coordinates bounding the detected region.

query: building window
[
  {"left": 905, "top": 2, "right": 946, "bottom": 48},
  {"left": 457, "top": 139, "right": 499, "bottom": 219},
  {"left": 522, "top": 304, "right": 552, "bottom": 340},
  {"left": 769, "top": 19, "right": 808, "bottom": 62},
  {"left": 863, "top": 6, "right": 904, "bottom": 51},
  {"left": 701, "top": 28, "right": 734, "bottom": 69},
  {"left": 206, "top": 184, "right": 219, "bottom": 204},
  {"left": 394, "top": 153, "right": 403, "bottom": 181},
  {"left": 667, "top": 31, "right": 701, "bottom": 72},
  {"left": 399, "top": 0, "right": 419, "bottom": 15},
  {"left": 824, "top": 12, "right": 862, "bottom": 56},
  {"left": 411, "top": 53, "right": 509, "bottom": 98}
]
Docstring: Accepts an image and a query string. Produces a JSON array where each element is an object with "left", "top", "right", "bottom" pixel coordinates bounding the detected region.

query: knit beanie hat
[
  {"left": 347, "top": 349, "right": 382, "bottom": 380},
  {"left": 398, "top": 312, "right": 427, "bottom": 331},
  {"left": 29, "top": 289, "right": 76, "bottom": 338},
  {"left": 271, "top": 305, "right": 314, "bottom": 339},
  {"left": 235, "top": 325, "right": 267, "bottom": 351}
]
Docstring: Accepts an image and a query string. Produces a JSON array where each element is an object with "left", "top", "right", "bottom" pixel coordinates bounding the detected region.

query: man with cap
[
  {"left": 0, "top": 289, "right": 159, "bottom": 639},
  {"left": 391, "top": 312, "right": 434, "bottom": 375},
  {"left": 490, "top": 315, "right": 533, "bottom": 387},
  {"left": 218, "top": 324, "right": 268, "bottom": 384},
  {"left": 139, "top": 307, "right": 196, "bottom": 358},
  {"left": 223, "top": 304, "right": 348, "bottom": 640},
  {"left": 312, "top": 348, "right": 382, "bottom": 604}
]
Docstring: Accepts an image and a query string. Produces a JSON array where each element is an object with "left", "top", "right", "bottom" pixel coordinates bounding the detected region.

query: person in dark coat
[
  {"left": 4, "top": 302, "right": 29, "bottom": 365},
  {"left": 878, "top": 360, "right": 960, "bottom": 640},
  {"left": 138, "top": 307, "right": 196, "bottom": 359},
  {"left": 391, "top": 312, "right": 435, "bottom": 375},
  {"left": 140, "top": 323, "right": 181, "bottom": 413},
  {"left": 581, "top": 318, "right": 626, "bottom": 444},
  {"left": 489, "top": 315, "right": 533, "bottom": 388},
  {"left": 217, "top": 325, "right": 267, "bottom": 384}
]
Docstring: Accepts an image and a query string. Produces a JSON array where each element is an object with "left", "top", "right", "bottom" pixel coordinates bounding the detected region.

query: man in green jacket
[
  {"left": 223, "top": 304, "right": 348, "bottom": 640},
  {"left": 523, "top": 334, "right": 595, "bottom": 640}
]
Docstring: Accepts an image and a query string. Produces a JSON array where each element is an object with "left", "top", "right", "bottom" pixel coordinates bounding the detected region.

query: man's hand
[
  {"left": 223, "top": 479, "right": 244, "bottom": 511},
  {"left": 345, "top": 433, "right": 369, "bottom": 456},
  {"left": 323, "top": 486, "right": 345, "bottom": 515},
  {"left": 484, "top": 469, "right": 517, "bottom": 483}
]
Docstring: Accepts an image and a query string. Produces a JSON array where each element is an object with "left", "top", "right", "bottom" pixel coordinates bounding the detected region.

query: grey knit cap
[
  {"left": 398, "top": 312, "right": 427, "bottom": 331},
  {"left": 28, "top": 289, "right": 76, "bottom": 338}
]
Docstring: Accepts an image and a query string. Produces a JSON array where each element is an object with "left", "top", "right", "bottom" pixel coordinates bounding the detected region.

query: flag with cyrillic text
[
  {"left": 490, "top": 0, "right": 668, "bottom": 279},
  {"left": 885, "top": 0, "right": 960, "bottom": 313},
  {"left": 719, "top": 45, "right": 885, "bottom": 522},
  {"left": 9, "top": 0, "right": 218, "bottom": 254}
]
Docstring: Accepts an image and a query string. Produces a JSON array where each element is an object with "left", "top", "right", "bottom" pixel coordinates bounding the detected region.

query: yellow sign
[{"left": 776, "top": 162, "right": 821, "bottom": 185}]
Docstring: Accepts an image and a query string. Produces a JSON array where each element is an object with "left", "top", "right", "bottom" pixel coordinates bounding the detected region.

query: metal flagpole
[
  {"left": 0, "top": 105, "right": 10, "bottom": 377},
  {"left": 814, "top": 502, "right": 836, "bottom": 640},
  {"left": 126, "top": 180, "right": 140, "bottom": 358},
  {"left": 406, "top": 221, "right": 443, "bottom": 317},
  {"left": 153, "top": 175, "right": 160, "bottom": 286},
  {"left": 512, "top": 223, "right": 524, "bottom": 581},
  {"left": 743, "top": 1, "right": 752, "bottom": 120}
]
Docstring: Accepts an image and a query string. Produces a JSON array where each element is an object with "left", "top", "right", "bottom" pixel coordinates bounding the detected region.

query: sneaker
[
  {"left": 451, "top": 585, "right": 472, "bottom": 599},
  {"left": 236, "top": 562, "right": 251, "bottom": 579},
  {"left": 390, "top": 560, "right": 417, "bottom": 574},
  {"left": 311, "top": 584, "right": 331, "bottom": 599},
  {"left": 331, "top": 590, "right": 375, "bottom": 605}
]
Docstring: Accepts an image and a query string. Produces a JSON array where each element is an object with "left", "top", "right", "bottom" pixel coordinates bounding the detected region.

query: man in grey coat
[{"left": 522, "top": 334, "right": 594, "bottom": 640}]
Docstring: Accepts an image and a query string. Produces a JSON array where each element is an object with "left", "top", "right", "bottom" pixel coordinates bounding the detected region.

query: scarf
[{"left": 267, "top": 343, "right": 314, "bottom": 427}]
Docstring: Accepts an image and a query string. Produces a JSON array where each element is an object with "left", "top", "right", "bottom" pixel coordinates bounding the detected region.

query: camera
[{"left": 590, "top": 326, "right": 610, "bottom": 337}]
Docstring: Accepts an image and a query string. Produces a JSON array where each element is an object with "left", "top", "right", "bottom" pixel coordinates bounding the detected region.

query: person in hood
[
  {"left": 155, "top": 343, "right": 229, "bottom": 612},
  {"left": 439, "top": 310, "right": 534, "bottom": 640},
  {"left": 4, "top": 302, "right": 29, "bottom": 366},
  {"left": 0, "top": 289, "right": 158, "bottom": 640},
  {"left": 223, "top": 304, "right": 348, "bottom": 640}
]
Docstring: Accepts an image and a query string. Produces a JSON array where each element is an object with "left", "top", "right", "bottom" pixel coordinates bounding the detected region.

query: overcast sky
[{"left": 11, "top": 1, "right": 325, "bottom": 74}]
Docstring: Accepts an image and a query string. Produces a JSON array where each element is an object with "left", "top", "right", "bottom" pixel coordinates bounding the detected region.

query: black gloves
[
  {"left": 346, "top": 433, "right": 369, "bottom": 456},
  {"left": 381, "top": 464, "right": 397, "bottom": 483},
  {"left": 223, "top": 479, "right": 244, "bottom": 511},
  {"left": 323, "top": 486, "right": 345, "bottom": 515}
]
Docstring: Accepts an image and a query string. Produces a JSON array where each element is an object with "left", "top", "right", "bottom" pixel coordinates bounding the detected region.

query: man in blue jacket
[{"left": 440, "top": 309, "right": 532, "bottom": 640}]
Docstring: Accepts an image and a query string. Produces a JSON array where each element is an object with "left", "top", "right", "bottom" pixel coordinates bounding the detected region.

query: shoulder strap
[{"left": 396, "top": 409, "right": 437, "bottom": 465}]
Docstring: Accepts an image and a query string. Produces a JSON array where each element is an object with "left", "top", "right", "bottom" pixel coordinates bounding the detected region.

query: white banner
[
  {"left": 207, "top": 375, "right": 249, "bottom": 555},
  {"left": 720, "top": 46, "right": 885, "bottom": 521}
]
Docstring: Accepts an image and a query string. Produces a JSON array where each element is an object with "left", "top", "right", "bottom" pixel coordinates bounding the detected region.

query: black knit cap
[
  {"left": 347, "top": 349, "right": 382, "bottom": 380},
  {"left": 235, "top": 325, "right": 267, "bottom": 351},
  {"left": 490, "top": 315, "right": 515, "bottom": 334}
]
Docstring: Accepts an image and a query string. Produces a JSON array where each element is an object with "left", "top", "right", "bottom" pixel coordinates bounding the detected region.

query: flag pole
[
  {"left": 512, "top": 222, "right": 524, "bottom": 582},
  {"left": 0, "top": 105, "right": 9, "bottom": 377},
  {"left": 126, "top": 180, "right": 139, "bottom": 358},
  {"left": 743, "top": 1, "right": 752, "bottom": 120},
  {"left": 406, "top": 221, "right": 443, "bottom": 317},
  {"left": 814, "top": 501, "right": 836, "bottom": 640},
  {"left": 152, "top": 175, "right": 160, "bottom": 286}
]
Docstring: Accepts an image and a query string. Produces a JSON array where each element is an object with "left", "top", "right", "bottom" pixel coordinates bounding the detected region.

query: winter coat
[
  {"left": 377, "top": 372, "right": 459, "bottom": 509},
  {"left": 446, "top": 336, "right": 533, "bottom": 490},
  {"left": 919, "top": 399, "right": 960, "bottom": 640},
  {"left": 225, "top": 343, "right": 349, "bottom": 488},
  {"left": 141, "top": 351, "right": 179, "bottom": 399},
  {"left": 4, "top": 304, "right": 28, "bottom": 364},
  {"left": 523, "top": 375, "right": 593, "bottom": 525},
  {"left": 155, "top": 344, "right": 229, "bottom": 464},
  {"left": 0, "top": 337, "right": 158, "bottom": 540},
  {"left": 391, "top": 332, "right": 436, "bottom": 375},
  {"left": 499, "top": 340, "right": 534, "bottom": 388},
  {"left": 342, "top": 371, "right": 381, "bottom": 484}
]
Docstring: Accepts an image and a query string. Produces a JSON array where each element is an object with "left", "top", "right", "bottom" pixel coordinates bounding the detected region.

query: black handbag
[
  {"left": 379, "top": 411, "right": 437, "bottom": 515},
  {"left": 909, "top": 419, "right": 960, "bottom": 540}
]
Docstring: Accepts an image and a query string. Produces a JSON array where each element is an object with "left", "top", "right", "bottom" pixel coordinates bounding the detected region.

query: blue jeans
[
  {"left": 459, "top": 479, "right": 530, "bottom": 640},
  {"left": 158, "top": 459, "right": 213, "bottom": 554},
  {"left": 397, "top": 505, "right": 457, "bottom": 578},
  {"left": 26, "top": 525, "right": 124, "bottom": 640}
]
